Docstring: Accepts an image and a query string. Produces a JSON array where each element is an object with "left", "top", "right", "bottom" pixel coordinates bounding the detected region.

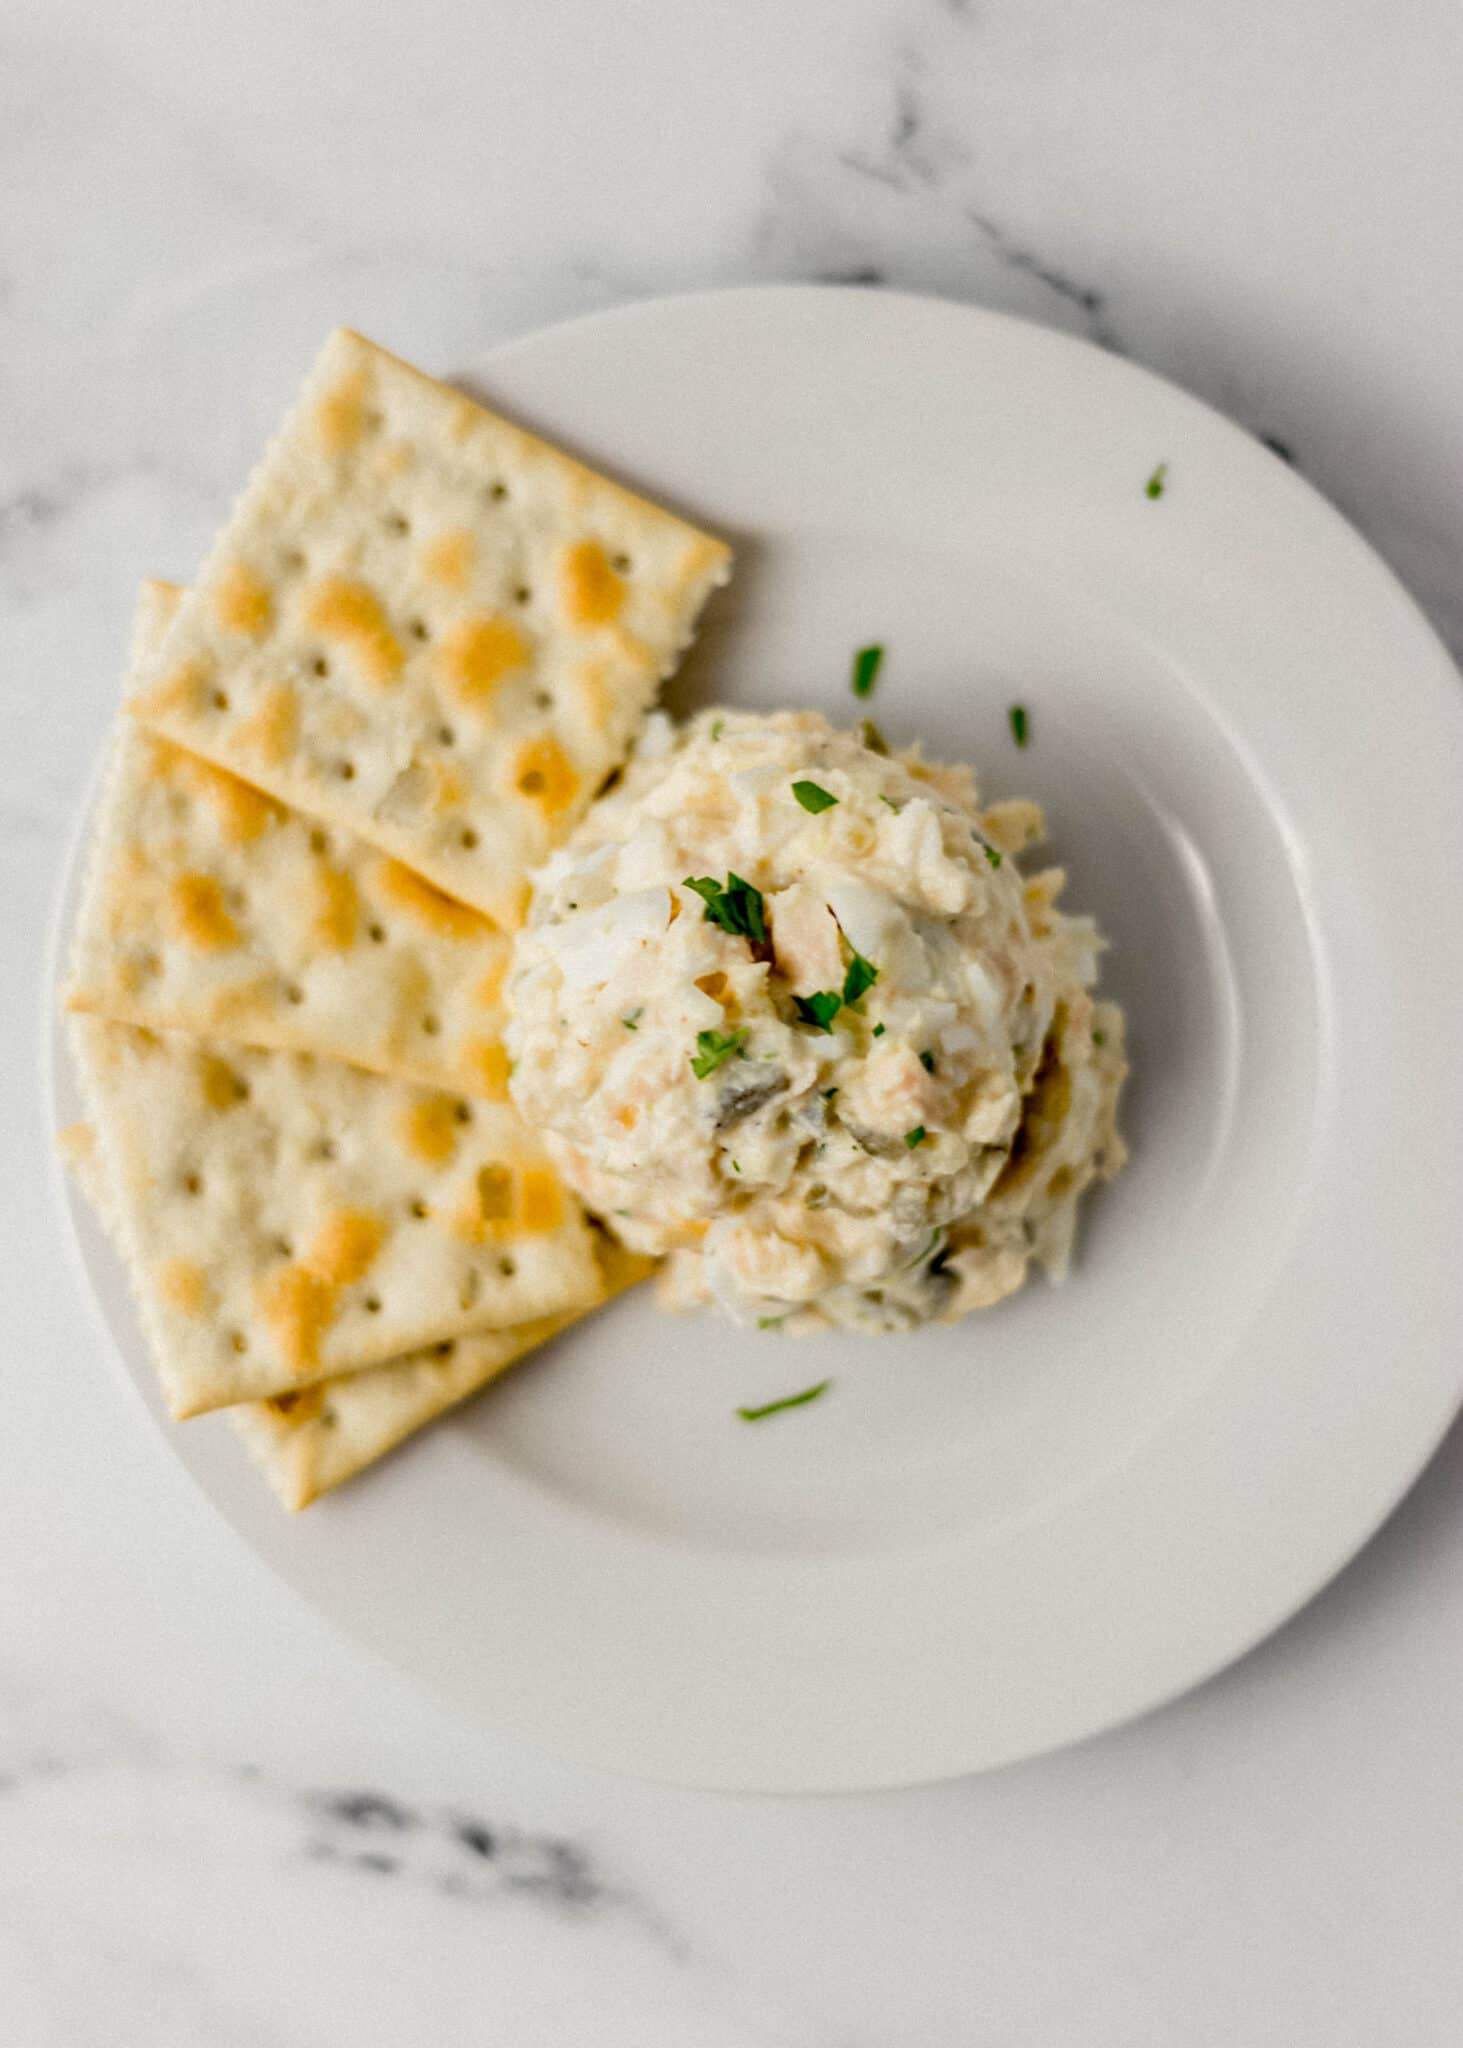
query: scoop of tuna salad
[{"left": 506, "top": 708, "right": 1127, "bottom": 1334}]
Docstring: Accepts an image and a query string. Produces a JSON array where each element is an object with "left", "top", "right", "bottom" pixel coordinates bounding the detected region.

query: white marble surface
[{"left": 4, "top": 0, "right": 1463, "bottom": 2039}]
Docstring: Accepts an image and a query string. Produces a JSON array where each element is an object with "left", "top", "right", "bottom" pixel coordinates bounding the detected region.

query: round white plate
[{"left": 50, "top": 287, "right": 1463, "bottom": 1792}]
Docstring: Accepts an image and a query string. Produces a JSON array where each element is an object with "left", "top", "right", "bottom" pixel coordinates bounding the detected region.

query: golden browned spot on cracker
[
  {"left": 515, "top": 1166, "right": 565, "bottom": 1234},
  {"left": 305, "top": 577, "right": 403, "bottom": 685},
  {"left": 131, "top": 657, "right": 213, "bottom": 724},
  {"left": 197, "top": 1054, "right": 247, "bottom": 1113},
  {"left": 169, "top": 873, "right": 240, "bottom": 951},
  {"left": 437, "top": 615, "right": 529, "bottom": 708},
  {"left": 158, "top": 1258, "right": 214, "bottom": 1319},
  {"left": 310, "top": 1208, "right": 385, "bottom": 1288},
  {"left": 211, "top": 562, "right": 274, "bottom": 638},
  {"left": 311, "top": 864, "right": 360, "bottom": 951},
  {"left": 400, "top": 1094, "right": 460, "bottom": 1166},
  {"left": 464, "top": 1037, "right": 511, "bottom": 1100},
  {"left": 258, "top": 1208, "right": 385, "bottom": 1376},
  {"left": 561, "top": 540, "right": 625, "bottom": 627},
  {"left": 473, "top": 954, "right": 509, "bottom": 1009},
  {"left": 455, "top": 1163, "right": 514, "bottom": 1242},
  {"left": 259, "top": 1264, "right": 333, "bottom": 1376},
  {"left": 315, "top": 368, "right": 370, "bottom": 453},
  {"left": 512, "top": 735, "right": 579, "bottom": 818},
  {"left": 376, "top": 857, "right": 495, "bottom": 940},
  {"left": 232, "top": 681, "right": 299, "bottom": 767},
  {"left": 420, "top": 528, "right": 475, "bottom": 590}
]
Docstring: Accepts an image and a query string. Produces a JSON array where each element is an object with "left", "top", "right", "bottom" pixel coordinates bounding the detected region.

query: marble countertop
[{"left": 4, "top": 1, "right": 1463, "bottom": 2039}]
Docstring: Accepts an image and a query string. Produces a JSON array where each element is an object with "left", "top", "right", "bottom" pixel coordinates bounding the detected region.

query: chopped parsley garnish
[
  {"left": 709, "top": 717, "right": 725, "bottom": 740},
  {"left": 872, "top": 1022, "right": 886, "bottom": 1038},
  {"left": 919, "top": 1049, "right": 935, "bottom": 1073},
  {"left": 794, "top": 990, "right": 843, "bottom": 1032},
  {"left": 851, "top": 644, "right": 884, "bottom": 698},
  {"left": 738, "top": 1378, "right": 831, "bottom": 1420},
  {"left": 755, "top": 1316, "right": 787, "bottom": 1333},
  {"left": 842, "top": 948, "right": 878, "bottom": 1008},
  {"left": 691, "top": 1027, "right": 748, "bottom": 1079},
  {"left": 684, "top": 872, "right": 768, "bottom": 950},
  {"left": 621, "top": 1008, "right": 643, "bottom": 1030},
  {"left": 859, "top": 719, "right": 890, "bottom": 758},
  {"left": 1145, "top": 461, "right": 1169, "bottom": 500},
  {"left": 821, "top": 1086, "right": 839, "bottom": 1101},
  {"left": 904, "top": 1125, "right": 928, "bottom": 1149},
  {"left": 982, "top": 842, "right": 1003, "bottom": 869},
  {"left": 792, "top": 779, "right": 838, "bottom": 814},
  {"left": 1092, "top": 1027, "right": 1107, "bottom": 1047},
  {"left": 1008, "top": 703, "right": 1029, "bottom": 749}
]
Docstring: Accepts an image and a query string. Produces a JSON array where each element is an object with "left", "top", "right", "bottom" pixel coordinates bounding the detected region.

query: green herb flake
[
  {"left": 872, "top": 1022, "right": 886, "bottom": 1038},
  {"left": 731, "top": 1159, "right": 741, "bottom": 1173},
  {"left": 982, "top": 842, "right": 1003, "bottom": 869},
  {"left": 821, "top": 1086, "right": 839, "bottom": 1102},
  {"left": 709, "top": 717, "right": 725, "bottom": 740},
  {"left": 683, "top": 872, "right": 768, "bottom": 949},
  {"left": 792, "top": 779, "right": 838, "bottom": 814},
  {"left": 1008, "top": 704, "right": 1029, "bottom": 749},
  {"left": 880, "top": 794, "right": 901, "bottom": 811},
  {"left": 691, "top": 1027, "right": 749, "bottom": 1080},
  {"left": 738, "top": 1378, "right": 832, "bottom": 1420},
  {"left": 794, "top": 990, "right": 843, "bottom": 1032},
  {"left": 904, "top": 1125, "right": 928, "bottom": 1149},
  {"left": 919, "top": 1050, "right": 935, "bottom": 1074},
  {"left": 1145, "top": 460, "right": 1169, "bottom": 500},
  {"left": 1092, "top": 1027, "right": 1107, "bottom": 1047},
  {"left": 851, "top": 644, "right": 885, "bottom": 699},
  {"left": 842, "top": 948, "right": 878, "bottom": 1008},
  {"left": 859, "top": 718, "right": 890, "bottom": 756},
  {"left": 621, "top": 1008, "right": 643, "bottom": 1030}
]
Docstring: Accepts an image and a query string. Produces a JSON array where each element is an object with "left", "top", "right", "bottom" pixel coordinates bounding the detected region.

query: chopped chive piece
[
  {"left": 621, "top": 1008, "right": 643, "bottom": 1030},
  {"left": 821, "top": 1086, "right": 839, "bottom": 1101},
  {"left": 738, "top": 1378, "right": 831, "bottom": 1420},
  {"left": 859, "top": 718, "right": 890, "bottom": 755},
  {"left": 982, "top": 843, "right": 1003, "bottom": 869},
  {"left": 691, "top": 1027, "right": 748, "bottom": 1079},
  {"left": 794, "top": 990, "right": 843, "bottom": 1032},
  {"left": 731, "top": 1159, "right": 741, "bottom": 1173},
  {"left": 792, "top": 779, "right": 838, "bottom": 814},
  {"left": 851, "top": 643, "right": 884, "bottom": 698},
  {"left": 872, "top": 1022, "right": 886, "bottom": 1038},
  {"left": 919, "top": 1050, "right": 935, "bottom": 1073},
  {"left": 1008, "top": 704, "right": 1029, "bottom": 749},
  {"left": 709, "top": 717, "right": 725, "bottom": 740},
  {"left": 904, "top": 1125, "right": 928, "bottom": 1149},
  {"left": 684, "top": 872, "right": 768, "bottom": 949},
  {"left": 842, "top": 949, "right": 878, "bottom": 1007},
  {"left": 1145, "top": 460, "right": 1169, "bottom": 500},
  {"left": 880, "top": 793, "right": 901, "bottom": 811}
]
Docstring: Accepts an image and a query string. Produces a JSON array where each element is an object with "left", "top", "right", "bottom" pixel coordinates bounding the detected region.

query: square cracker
[
  {"left": 126, "top": 329, "right": 731, "bottom": 926},
  {"left": 69, "top": 1017, "right": 602, "bottom": 1418},
  {"left": 63, "top": 1119, "right": 650, "bottom": 1511},
  {"left": 68, "top": 582, "right": 515, "bottom": 1099}
]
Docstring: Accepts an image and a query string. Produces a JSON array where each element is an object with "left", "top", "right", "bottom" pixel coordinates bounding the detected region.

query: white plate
[{"left": 49, "top": 287, "right": 1463, "bottom": 1792}]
